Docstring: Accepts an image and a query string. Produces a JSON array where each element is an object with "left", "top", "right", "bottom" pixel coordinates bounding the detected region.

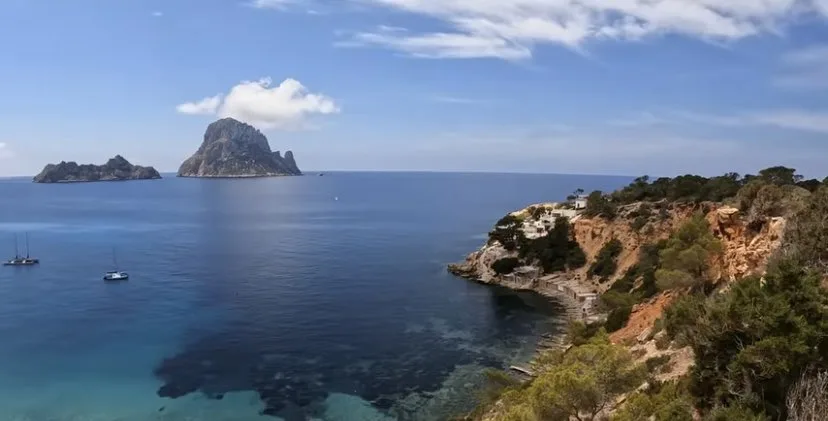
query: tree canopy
[
  {"left": 496, "top": 332, "right": 646, "bottom": 421},
  {"left": 663, "top": 257, "right": 828, "bottom": 419},
  {"left": 655, "top": 214, "right": 722, "bottom": 290}
]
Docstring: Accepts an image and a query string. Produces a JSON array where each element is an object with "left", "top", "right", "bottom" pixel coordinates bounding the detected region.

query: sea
[{"left": 0, "top": 172, "right": 630, "bottom": 421}]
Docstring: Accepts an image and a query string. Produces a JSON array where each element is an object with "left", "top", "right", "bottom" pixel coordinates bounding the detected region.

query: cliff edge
[
  {"left": 178, "top": 118, "right": 302, "bottom": 178},
  {"left": 449, "top": 201, "right": 783, "bottom": 294}
]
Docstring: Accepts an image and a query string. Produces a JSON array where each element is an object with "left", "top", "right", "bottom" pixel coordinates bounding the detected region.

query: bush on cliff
[
  {"left": 489, "top": 214, "right": 524, "bottom": 251},
  {"left": 519, "top": 217, "right": 586, "bottom": 273},
  {"left": 611, "top": 381, "right": 694, "bottom": 421},
  {"left": 663, "top": 257, "right": 828, "bottom": 420},
  {"left": 495, "top": 331, "right": 646, "bottom": 421},
  {"left": 584, "top": 191, "right": 617, "bottom": 219},
  {"left": 491, "top": 257, "right": 520, "bottom": 275},
  {"left": 655, "top": 214, "right": 721, "bottom": 291},
  {"left": 784, "top": 186, "right": 828, "bottom": 271},
  {"left": 608, "top": 167, "right": 808, "bottom": 207},
  {"left": 589, "top": 238, "right": 624, "bottom": 281}
]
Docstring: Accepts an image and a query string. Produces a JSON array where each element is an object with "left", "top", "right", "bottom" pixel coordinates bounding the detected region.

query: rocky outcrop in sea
[
  {"left": 178, "top": 118, "right": 302, "bottom": 178},
  {"left": 33, "top": 155, "right": 161, "bottom": 183}
]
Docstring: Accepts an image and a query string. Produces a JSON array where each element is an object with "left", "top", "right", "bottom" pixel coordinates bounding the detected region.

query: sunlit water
[{"left": 0, "top": 172, "right": 629, "bottom": 421}]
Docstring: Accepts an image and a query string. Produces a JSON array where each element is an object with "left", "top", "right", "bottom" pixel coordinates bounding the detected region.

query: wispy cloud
[
  {"left": 320, "top": 0, "right": 828, "bottom": 60},
  {"left": 774, "top": 44, "right": 828, "bottom": 90},
  {"left": 614, "top": 109, "right": 828, "bottom": 134},
  {"left": 152, "top": 11, "right": 163, "bottom": 17},
  {"left": 249, "top": 0, "right": 294, "bottom": 9},
  {"left": 606, "top": 112, "right": 669, "bottom": 127},
  {"left": 428, "top": 95, "right": 496, "bottom": 105}
]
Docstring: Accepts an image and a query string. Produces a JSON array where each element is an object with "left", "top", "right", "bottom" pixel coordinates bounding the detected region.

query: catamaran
[
  {"left": 103, "top": 248, "right": 128, "bottom": 281},
  {"left": 3, "top": 233, "right": 39, "bottom": 266}
]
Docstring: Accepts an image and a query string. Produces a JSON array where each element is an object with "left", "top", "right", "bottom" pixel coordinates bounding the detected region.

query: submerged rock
[
  {"left": 178, "top": 117, "right": 303, "bottom": 178},
  {"left": 33, "top": 155, "right": 161, "bottom": 183}
]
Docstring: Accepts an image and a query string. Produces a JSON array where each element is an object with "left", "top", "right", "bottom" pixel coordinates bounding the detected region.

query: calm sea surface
[{"left": 0, "top": 172, "right": 629, "bottom": 421}]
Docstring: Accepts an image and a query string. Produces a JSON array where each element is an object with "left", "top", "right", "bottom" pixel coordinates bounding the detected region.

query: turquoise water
[{"left": 0, "top": 172, "right": 629, "bottom": 420}]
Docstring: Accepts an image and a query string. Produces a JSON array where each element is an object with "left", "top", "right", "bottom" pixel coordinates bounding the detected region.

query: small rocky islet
[
  {"left": 33, "top": 155, "right": 161, "bottom": 183},
  {"left": 177, "top": 117, "right": 302, "bottom": 178}
]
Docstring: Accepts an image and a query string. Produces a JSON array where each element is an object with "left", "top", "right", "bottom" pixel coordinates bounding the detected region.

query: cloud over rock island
[{"left": 178, "top": 117, "right": 302, "bottom": 178}]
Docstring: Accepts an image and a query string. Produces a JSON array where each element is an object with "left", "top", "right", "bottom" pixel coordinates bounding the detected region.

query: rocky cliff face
[
  {"left": 178, "top": 118, "right": 302, "bottom": 178},
  {"left": 449, "top": 202, "right": 784, "bottom": 293},
  {"left": 33, "top": 155, "right": 161, "bottom": 183}
]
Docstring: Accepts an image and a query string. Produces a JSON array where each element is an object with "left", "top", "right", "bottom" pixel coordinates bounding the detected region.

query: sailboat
[
  {"left": 3, "top": 233, "right": 39, "bottom": 266},
  {"left": 103, "top": 248, "right": 129, "bottom": 281}
]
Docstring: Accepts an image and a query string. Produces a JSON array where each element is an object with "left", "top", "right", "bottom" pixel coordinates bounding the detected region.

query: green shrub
[
  {"left": 584, "top": 191, "right": 617, "bottom": 219},
  {"left": 589, "top": 238, "right": 623, "bottom": 280},
  {"left": 566, "top": 245, "right": 587, "bottom": 269},
  {"left": 523, "top": 333, "right": 646, "bottom": 421},
  {"left": 519, "top": 217, "right": 585, "bottom": 274},
  {"left": 664, "top": 258, "right": 828, "bottom": 419},
  {"left": 605, "top": 305, "right": 633, "bottom": 333},
  {"left": 491, "top": 257, "right": 520, "bottom": 275},
  {"left": 611, "top": 381, "right": 694, "bottom": 421},
  {"left": 655, "top": 214, "right": 721, "bottom": 291},
  {"left": 566, "top": 320, "right": 603, "bottom": 346}
]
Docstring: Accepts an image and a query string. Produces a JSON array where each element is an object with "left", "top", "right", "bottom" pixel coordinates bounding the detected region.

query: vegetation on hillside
[
  {"left": 588, "top": 238, "right": 623, "bottom": 282},
  {"left": 485, "top": 331, "right": 646, "bottom": 421},
  {"left": 654, "top": 214, "right": 722, "bottom": 291},
  {"left": 663, "top": 257, "right": 828, "bottom": 419},
  {"left": 465, "top": 166, "right": 828, "bottom": 421},
  {"left": 488, "top": 215, "right": 586, "bottom": 275}
]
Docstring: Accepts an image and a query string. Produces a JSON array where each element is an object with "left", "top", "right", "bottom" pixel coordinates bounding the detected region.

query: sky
[{"left": 1, "top": 0, "right": 828, "bottom": 177}]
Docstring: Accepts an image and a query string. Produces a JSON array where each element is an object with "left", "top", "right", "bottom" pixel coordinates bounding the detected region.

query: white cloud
[
  {"left": 332, "top": 0, "right": 828, "bottom": 60},
  {"left": 775, "top": 44, "right": 828, "bottom": 89},
  {"left": 0, "top": 143, "right": 14, "bottom": 160},
  {"left": 250, "top": 0, "right": 295, "bottom": 9},
  {"left": 176, "top": 95, "right": 222, "bottom": 115},
  {"left": 152, "top": 11, "right": 163, "bottom": 17},
  {"left": 177, "top": 78, "right": 339, "bottom": 130}
]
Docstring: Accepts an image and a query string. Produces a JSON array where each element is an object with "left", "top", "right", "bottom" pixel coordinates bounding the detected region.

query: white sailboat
[
  {"left": 3, "top": 233, "right": 39, "bottom": 266},
  {"left": 103, "top": 248, "right": 129, "bottom": 281}
]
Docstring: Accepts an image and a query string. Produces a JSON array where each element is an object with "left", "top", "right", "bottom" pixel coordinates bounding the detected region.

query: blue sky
[{"left": 1, "top": 0, "right": 828, "bottom": 177}]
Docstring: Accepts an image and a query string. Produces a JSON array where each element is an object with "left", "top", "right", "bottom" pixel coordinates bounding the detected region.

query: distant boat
[
  {"left": 103, "top": 248, "right": 128, "bottom": 281},
  {"left": 3, "top": 233, "right": 39, "bottom": 266}
]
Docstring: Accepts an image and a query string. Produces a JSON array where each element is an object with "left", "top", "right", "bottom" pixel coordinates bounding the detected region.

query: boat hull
[{"left": 103, "top": 273, "right": 129, "bottom": 281}]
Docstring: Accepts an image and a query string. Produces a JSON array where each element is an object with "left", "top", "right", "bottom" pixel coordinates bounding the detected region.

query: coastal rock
[
  {"left": 452, "top": 201, "right": 783, "bottom": 295},
  {"left": 178, "top": 118, "right": 302, "bottom": 178},
  {"left": 33, "top": 155, "right": 161, "bottom": 183}
]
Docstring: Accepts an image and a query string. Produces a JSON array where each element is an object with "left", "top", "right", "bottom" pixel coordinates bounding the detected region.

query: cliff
[
  {"left": 449, "top": 201, "right": 784, "bottom": 294},
  {"left": 178, "top": 118, "right": 302, "bottom": 178},
  {"left": 33, "top": 155, "right": 161, "bottom": 183}
]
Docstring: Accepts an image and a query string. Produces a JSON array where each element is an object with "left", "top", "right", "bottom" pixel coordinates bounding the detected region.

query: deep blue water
[{"left": 0, "top": 172, "right": 629, "bottom": 421}]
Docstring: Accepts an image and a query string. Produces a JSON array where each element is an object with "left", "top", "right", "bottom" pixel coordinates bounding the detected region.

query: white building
[{"left": 574, "top": 195, "right": 588, "bottom": 210}]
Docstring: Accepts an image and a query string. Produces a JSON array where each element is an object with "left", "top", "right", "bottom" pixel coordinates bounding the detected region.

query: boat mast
[
  {"left": 25, "top": 233, "right": 30, "bottom": 259},
  {"left": 112, "top": 247, "right": 118, "bottom": 271},
  {"left": 13, "top": 234, "right": 19, "bottom": 259}
]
